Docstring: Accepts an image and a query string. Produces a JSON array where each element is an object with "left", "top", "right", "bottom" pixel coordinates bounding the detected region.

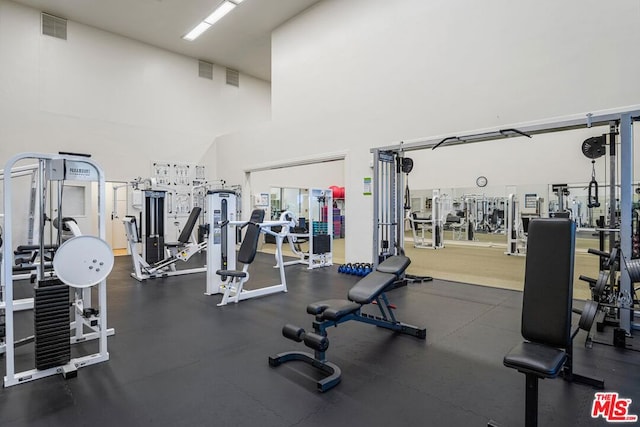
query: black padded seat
[
  {"left": 307, "top": 299, "right": 361, "bottom": 321},
  {"left": 215, "top": 270, "right": 247, "bottom": 278},
  {"left": 504, "top": 342, "right": 567, "bottom": 377},
  {"left": 347, "top": 271, "right": 396, "bottom": 304},
  {"left": 376, "top": 255, "right": 410, "bottom": 275}
]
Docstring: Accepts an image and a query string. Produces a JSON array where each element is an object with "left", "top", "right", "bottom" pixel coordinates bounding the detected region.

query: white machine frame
[
  {"left": 1, "top": 152, "right": 114, "bottom": 387},
  {"left": 407, "top": 190, "right": 445, "bottom": 249},
  {"left": 372, "top": 106, "right": 640, "bottom": 333},
  {"left": 205, "top": 191, "right": 291, "bottom": 305},
  {"left": 123, "top": 215, "right": 206, "bottom": 281},
  {"left": 277, "top": 188, "right": 334, "bottom": 270}
]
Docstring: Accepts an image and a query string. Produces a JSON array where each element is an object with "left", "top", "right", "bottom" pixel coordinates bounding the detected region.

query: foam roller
[
  {"left": 282, "top": 324, "right": 305, "bottom": 342},
  {"left": 303, "top": 332, "right": 329, "bottom": 352}
]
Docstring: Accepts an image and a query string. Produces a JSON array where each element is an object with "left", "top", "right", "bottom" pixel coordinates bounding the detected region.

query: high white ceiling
[{"left": 11, "top": 0, "right": 322, "bottom": 81}]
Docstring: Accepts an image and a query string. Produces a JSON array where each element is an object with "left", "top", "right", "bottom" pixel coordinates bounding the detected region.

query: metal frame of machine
[
  {"left": 1, "top": 152, "right": 114, "bottom": 387},
  {"left": 205, "top": 190, "right": 292, "bottom": 305},
  {"left": 371, "top": 107, "right": 640, "bottom": 333}
]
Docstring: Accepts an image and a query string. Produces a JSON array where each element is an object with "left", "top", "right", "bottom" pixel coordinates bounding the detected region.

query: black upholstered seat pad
[
  {"left": 347, "top": 271, "right": 396, "bottom": 304},
  {"left": 216, "top": 270, "right": 247, "bottom": 278},
  {"left": 376, "top": 255, "right": 411, "bottom": 275},
  {"left": 504, "top": 341, "right": 566, "bottom": 378},
  {"left": 307, "top": 299, "right": 360, "bottom": 319}
]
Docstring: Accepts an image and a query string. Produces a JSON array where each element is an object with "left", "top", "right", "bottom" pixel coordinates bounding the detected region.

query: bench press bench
[{"left": 268, "top": 255, "right": 426, "bottom": 392}]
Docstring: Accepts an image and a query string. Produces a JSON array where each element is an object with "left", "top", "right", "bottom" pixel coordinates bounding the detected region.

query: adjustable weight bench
[{"left": 269, "top": 255, "right": 426, "bottom": 392}]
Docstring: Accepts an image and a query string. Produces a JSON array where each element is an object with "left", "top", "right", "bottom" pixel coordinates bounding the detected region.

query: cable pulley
[{"left": 582, "top": 135, "right": 605, "bottom": 208}]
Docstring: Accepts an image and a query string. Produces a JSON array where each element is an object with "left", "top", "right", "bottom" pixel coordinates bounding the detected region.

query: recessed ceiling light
[
  {"left": 183, "top": 21, "right": 212, "bottom": 41},
  {"left": 182, "top": 0, "right": 244, "bottom": 41}
]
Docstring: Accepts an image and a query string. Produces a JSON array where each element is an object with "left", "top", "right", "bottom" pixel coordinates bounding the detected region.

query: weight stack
[{"left": 34, "top": 278, "right": 70, "bottom": 370}]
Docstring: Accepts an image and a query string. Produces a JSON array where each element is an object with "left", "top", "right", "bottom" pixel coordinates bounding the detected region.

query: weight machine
[
  {"left": 124, "top": 188, "right": 206, "bottom": 281},
  {"left": 279, "top": 188, "right": 334, "bottom": 269},
  {"left": 406, "top": 190, "right": 445, "bottom": 249},
  {"left": 372, "top": 107, "right": 640, "bottom": 335},
  {"left": 205, "top": 191, "right": 291, "bottom": 306},
  {"left": 1, "top": 152, "right": 114, "bottom": 387}
]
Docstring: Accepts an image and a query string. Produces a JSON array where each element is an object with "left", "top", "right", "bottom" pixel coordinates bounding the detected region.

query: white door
[{"left": 106, "top": 182, "right": 128, "bottom": 251}]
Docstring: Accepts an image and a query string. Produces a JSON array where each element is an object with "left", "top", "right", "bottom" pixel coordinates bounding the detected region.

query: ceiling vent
[
  {"left": 41, "top": 13, "right": 67, "bottom": 40},
  {"left": 198, "top": 60, "right": 213, "bottom": 80},
  {"left": 226, "top": 68, "right": 239, "bottom": 87}
]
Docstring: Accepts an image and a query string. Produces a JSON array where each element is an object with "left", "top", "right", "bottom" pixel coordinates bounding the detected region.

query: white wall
[
  {"left": 249, "top": 160, "right": 344, "bottom": 199},
  {"left": 212, "top": 0, "right": 640, "bottom": 262},
  {"left": 0, "top": 0, "right": 271, "bottom": 246},
  {"left": 0, "top": 0, "right": 271, "bottom": 245}
]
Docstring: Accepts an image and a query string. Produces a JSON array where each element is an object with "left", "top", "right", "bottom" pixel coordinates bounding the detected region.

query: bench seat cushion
[
  {"left": 503, "top": 341, "right": 566, "bottom": 378},
  {"left": 216, "top": 270, "right": 246, "bottom": 278},
  {"left": 347, "top": 271, "right": 397, "bottom": 304},
  {"left": 307, "top": 299, "right": 361, "bottom": 320}
]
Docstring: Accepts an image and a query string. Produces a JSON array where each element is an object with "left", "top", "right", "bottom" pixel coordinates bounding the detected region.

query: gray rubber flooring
[{"left": 1, "top": 253, "right": 639, "bottom": 426}]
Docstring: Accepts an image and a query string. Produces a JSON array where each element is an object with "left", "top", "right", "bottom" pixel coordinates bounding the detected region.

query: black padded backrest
[
  {"left": 237, "top": 209, "right": 265, "bottom": 265},
  {"left": 521, "top": 218, "right": 574, "bottom": 349},
  {"left": 411, "top": 212, "right": 419, "bottom": 231},
  {"left": 250, "top": 209, "right": 265, "bottom": 223},
  {"left": 177, "top": 207, "right": 202, "bottom": 244},
  {"left": 348, "top": 271, "right": 397, "bottom": 304},
  {"left": 376, "top": 255, "right": 411, "bottom": 276}
]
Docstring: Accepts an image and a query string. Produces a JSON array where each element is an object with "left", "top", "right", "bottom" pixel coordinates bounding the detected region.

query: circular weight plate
[
  {"left": 579, "top": 300, "right": 599, "bottom": 332},
  {"left": 53, "top": 236, "right": 114, "bottom": 288},
  {"left": 607, "top": 247, "right": 619, "bottom": 268},
  {"left": 627, "top": 258, "right": 640, "bottom": 283},
  {"left": 593, "top": 271, "right": 609, "bottom": 299}
]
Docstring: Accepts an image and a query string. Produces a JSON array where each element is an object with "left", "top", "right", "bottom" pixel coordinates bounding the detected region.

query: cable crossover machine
[{"left": 371, "top": 107, "right": 640, "bottom": 336}]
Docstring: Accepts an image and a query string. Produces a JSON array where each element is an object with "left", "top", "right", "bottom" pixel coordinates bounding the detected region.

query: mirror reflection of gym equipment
[{"left": 268, "top": 186, "right": 335, "bottom": 269}]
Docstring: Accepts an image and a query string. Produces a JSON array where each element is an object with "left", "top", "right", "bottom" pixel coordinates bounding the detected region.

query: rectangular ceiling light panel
[{"left": 183, "top": 0, "right": 243, "bottom": 41}]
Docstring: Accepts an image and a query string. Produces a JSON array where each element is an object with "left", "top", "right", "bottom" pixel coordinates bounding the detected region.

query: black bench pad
[
  {"left": 376, "top": 255, "right": 411, "bottom": 275},
  {"left": 216, "top": 270, "right": 247, "bottom": 278},
  {"left": 307, "top": 299, "right": 361, "bottom": 320},
  {"left": 347, "top": 271, "right": 396, "bottom": 304},
  {"left": 504, "top": 341, "right": 566, "bottom": 378}
]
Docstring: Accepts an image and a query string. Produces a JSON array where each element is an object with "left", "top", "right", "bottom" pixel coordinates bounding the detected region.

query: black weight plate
[
  {"left": 594, "top": 271, "right": 609, "bottom": 299},
  {"left": 579, "top": 300, "right": 599, "bottom": 332},
  {"left": 627, "top": 258, "right": 640, "bottom": 283}
]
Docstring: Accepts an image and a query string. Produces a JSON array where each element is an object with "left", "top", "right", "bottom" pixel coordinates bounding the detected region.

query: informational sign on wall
[
  {"left": 151, "top": 161, "right": 206, "bottom": 217},
  {"left": 363, "top": 177, "right": 372, "bottom": 195}
]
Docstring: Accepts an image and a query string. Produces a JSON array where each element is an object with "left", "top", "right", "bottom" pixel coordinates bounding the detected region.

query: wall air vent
[
  {"left": 41, "top": 13, "right": 67, "bottom": 40},
  {"left": 226, "top": 68, "right": 239, "bottom": 87},
  {"left": 198, "top": 60, "right": 213, "bottom": 80}
]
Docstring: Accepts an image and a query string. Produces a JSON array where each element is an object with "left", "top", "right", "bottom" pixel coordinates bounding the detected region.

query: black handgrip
[{"left": 588, "top": 178, "right": 600, "bottom": 208}]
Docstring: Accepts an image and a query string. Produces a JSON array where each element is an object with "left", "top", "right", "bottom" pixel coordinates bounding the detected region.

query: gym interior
[{"left": 1, "top": 1, "right": 640, "bottom": 426}]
